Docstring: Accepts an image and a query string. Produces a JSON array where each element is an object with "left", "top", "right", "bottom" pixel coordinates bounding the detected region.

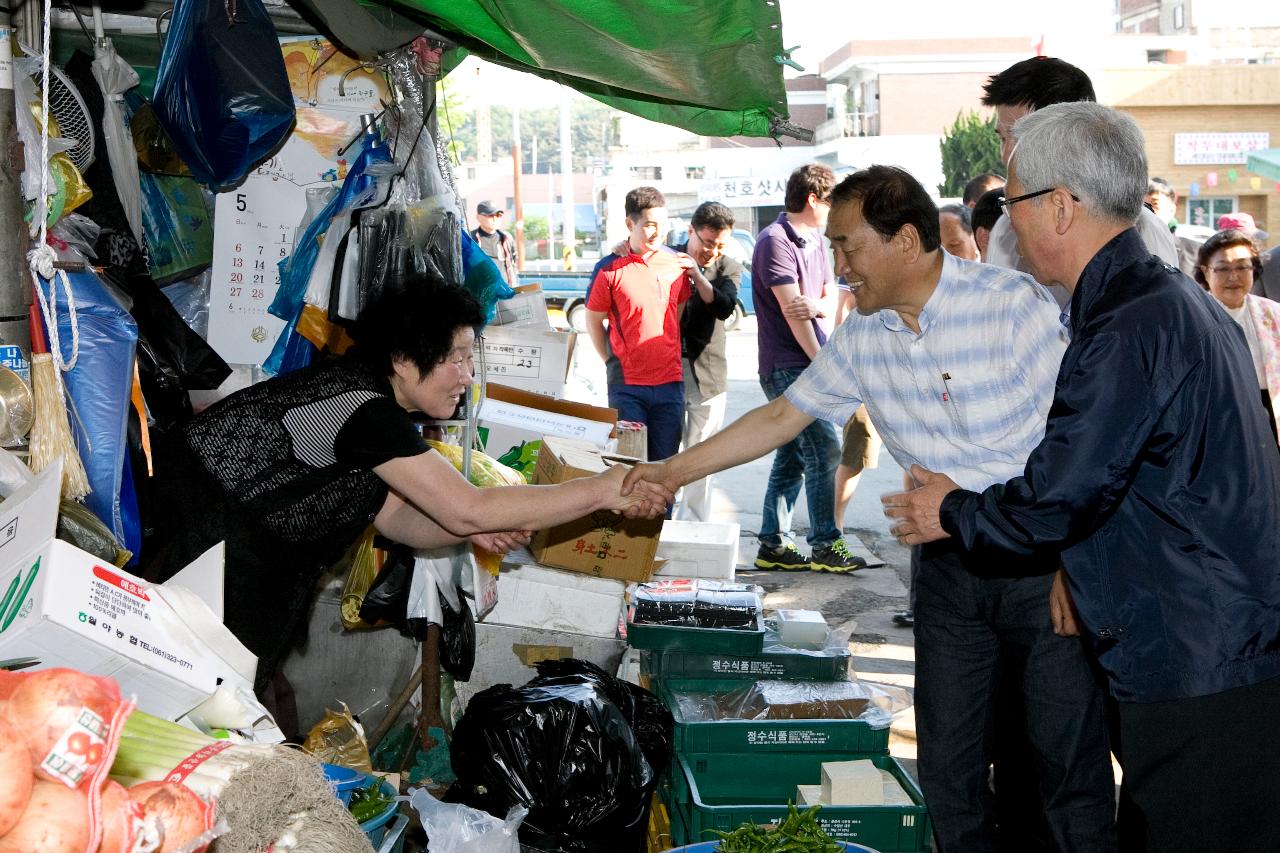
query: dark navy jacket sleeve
[
  {"left": 705, "top": 255, "right": 742, "bottom": 321},
  {"left": 940, "top": 329, "right": 1163, "bottom": 568}
]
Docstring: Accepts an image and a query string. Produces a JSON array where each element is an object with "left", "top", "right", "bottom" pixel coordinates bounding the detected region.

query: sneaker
[
  {"left": 754, "top": 542, "right": 811, "bottom": 571},
  {"left": 809, "top": 540, "right": 868, "bottom": 573},
  {"left": 892, "top": 610, "right": 915, "bottom": 628}
]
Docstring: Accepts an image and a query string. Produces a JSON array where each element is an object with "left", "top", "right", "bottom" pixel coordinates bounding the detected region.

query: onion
[
  {"left": 97, "top": 780, "right": 139, "bottom": 853},
  {"left": 0, "top": 779, "right": 91, "bottom": 853},
  {"left": 0, "top": 716, "right": 33, "bottom": 835},
  {"left": 127, "top": 782, "right": 211, "bottom": 853},
  {"left": 4, "top": 669, "right": 121, "bottom": 787}
]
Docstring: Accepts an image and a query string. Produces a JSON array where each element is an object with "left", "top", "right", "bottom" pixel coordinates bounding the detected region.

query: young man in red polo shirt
[{"left": 586, "top": 186, "right": 717, "bottom": 462}]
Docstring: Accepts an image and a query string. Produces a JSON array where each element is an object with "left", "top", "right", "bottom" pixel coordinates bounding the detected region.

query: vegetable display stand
[
  {"left": 642, "top": 642, "right": 850, "bottom": 682},
  {"left": 669, "top": 752, "right": 930, "bottom": 852},
  {"left": 659, "top": 679, "right": 890, "bottom": 755},
  {"left": 627, "top": 612, "right": 767, "bottom": 656}
]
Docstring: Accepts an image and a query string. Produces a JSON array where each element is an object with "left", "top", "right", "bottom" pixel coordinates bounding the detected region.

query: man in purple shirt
[{"left": 751, "top": 164, "right": 864, "bottom": 573}]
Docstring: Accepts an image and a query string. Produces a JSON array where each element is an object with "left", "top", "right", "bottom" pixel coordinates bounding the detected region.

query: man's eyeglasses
[{"left": 998, "top": 187, "right": 1081, "bottom": 211}]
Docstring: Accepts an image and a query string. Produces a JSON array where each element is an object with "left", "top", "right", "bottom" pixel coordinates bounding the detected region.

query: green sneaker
[
  {"left": 754, "top": 542, "right": 811, "bottom": 571},
  {"left": 810, "top": 540, "right": 867, "bottom": 573}
]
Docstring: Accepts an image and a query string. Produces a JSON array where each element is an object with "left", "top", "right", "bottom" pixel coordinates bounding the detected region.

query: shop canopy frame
[{"left": 289, "top": 0, "right": 802, "bottom": 141}]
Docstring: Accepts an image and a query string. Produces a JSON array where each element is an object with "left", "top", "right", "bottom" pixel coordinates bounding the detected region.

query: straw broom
[{"left": 27, "top": 298, "right": 90, "bottom": 499}]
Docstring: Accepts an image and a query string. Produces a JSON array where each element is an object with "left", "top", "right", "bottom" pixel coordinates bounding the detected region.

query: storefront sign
[
  {"left": 699, "top": 176, "right": 789, "bottom": 207},
  {"left": 1174, "top": 132, "right": 1270, "bottom": 166}
]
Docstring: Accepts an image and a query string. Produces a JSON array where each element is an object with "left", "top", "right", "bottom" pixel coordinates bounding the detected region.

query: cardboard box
[
  {"left": 491, "top": 285, "right": 552, "bottom": 330},
  {"left": 484, "top": 555, "right": 625, "bottom": 639},
  {"left": 0, "top": 466, "right": 226, "bottom": 719},
  {"left": 478, "top": 324, "right": 575, "bottom": 397},
  {"left": 530, "top": 437, "right": 663, "bottom": 583},
  {"left": 477, "top": 384, "right": 616, "bottom": 475}
]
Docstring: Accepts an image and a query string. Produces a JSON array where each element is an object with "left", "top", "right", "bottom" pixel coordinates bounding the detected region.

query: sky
[{"left": 450, "top": 1, "right": 1117, "bottom": 108}]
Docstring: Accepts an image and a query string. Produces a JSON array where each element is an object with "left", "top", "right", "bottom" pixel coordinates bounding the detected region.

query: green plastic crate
[
  {"left": 669, "top": 751, "right": 930, "bottom": 852},
  {"left": 660, "top": 679, "right": 890, "bottom": 754},
  {"left": 627, "top": 611, "right": 766, "bottom": 656},
  {"left": 642, "top": 643, "right": 851, "bottom": 682}
]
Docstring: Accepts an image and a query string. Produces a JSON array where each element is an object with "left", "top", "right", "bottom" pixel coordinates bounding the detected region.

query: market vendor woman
[{"left": 144, "top": 282, "right": 650, "bottom": 698}]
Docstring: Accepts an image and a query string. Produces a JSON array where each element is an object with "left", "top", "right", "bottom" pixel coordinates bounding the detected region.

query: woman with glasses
[
  {"left": 1195, "top": 228, "right": 1280, "bottom": 446},
  {"left": 142, "top": 280, "right": 655, "bottom": 717}
]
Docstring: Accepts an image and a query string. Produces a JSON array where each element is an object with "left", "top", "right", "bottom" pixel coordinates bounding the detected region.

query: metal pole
[
  {"left": 0, "top": 9, "right": 32, "bottom": 385},
  {"left": 511, "top": 107, "right": 524, "bottom": 271},
  {"left": 558, "top": 86, "right": 574, "bottom": 268}
]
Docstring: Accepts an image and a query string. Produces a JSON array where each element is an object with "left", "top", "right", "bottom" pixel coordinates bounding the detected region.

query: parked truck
[{"left": 517, "top": 229, "right": 757, "bottom": 331}]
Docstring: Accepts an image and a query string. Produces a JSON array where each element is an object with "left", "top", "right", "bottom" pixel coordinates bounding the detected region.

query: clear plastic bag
[
  {"left": 669, "top": 679, "right": 911, "bottom": 729},
  {"left": 630, "top": 579, "right": 763, "bottom": 629},
  {"left": 408, "top": 787, "right": 525, "bottom": 853}
]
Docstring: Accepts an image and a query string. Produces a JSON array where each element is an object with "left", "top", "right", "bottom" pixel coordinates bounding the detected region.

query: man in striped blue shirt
[{"left": 624, "top": 166, "right": 1116, "bottom": 852}]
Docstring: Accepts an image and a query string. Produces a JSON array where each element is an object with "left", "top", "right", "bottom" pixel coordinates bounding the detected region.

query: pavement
[{"left": 567, "top": 317, "right": 922, "bottom": 773}]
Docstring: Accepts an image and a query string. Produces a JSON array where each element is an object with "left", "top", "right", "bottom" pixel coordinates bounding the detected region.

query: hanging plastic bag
[
  {"left": 37, "top": 266, "right": 139, "bottom": 550},
  {"left": 89, "top": 38, "right": 142, "bottom": 244},
  {"left": 339, "top": 527, "right": 381, "bottom": 631},
  {"left": 408, "top": 788, "right": 524, "bottom": 853},
  {"left": 357, "top": 543, "right": 415, "bottom": 628},
  {"left": 140, "top": 172, "right": 213, "bottom": 285},
  {"left": 151, "top": 0, "right": 295, "bottom": 190}
]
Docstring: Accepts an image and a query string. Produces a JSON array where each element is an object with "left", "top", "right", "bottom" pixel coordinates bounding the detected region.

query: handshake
[{"left": 599, "top": 461, "right": 681, "bottom": 519}]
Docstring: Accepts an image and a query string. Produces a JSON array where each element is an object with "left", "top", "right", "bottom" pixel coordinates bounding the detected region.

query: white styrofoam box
[
  {"left": 484, "top": 558, "right": 625, "bottom": 638},
  {"left": 457, "top": 623, "right": 626, "bottom": 706},
  {"left": 821, "top": 759, "right": 884, "bottom": 806},
  {"left": 776, "top": 609, "right": 830, "bottom": 648},
  {"left": 654, "top": 520, "right": 740, "bottom": 580}
]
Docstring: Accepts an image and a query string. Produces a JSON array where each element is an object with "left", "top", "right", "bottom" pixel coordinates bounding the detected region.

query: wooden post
[{"left": 419, "top": 624, "right": 445, "bottom": 750}]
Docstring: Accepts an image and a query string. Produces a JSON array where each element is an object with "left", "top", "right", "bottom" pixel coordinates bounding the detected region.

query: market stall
[{"left": 0, "top": 0, "right": 925, "bottom": 849}]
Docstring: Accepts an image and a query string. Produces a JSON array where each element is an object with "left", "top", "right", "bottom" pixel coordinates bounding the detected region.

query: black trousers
[
  {"left": 913, "top": 542, "right": 1117, "bottom": 853},
  {"left": 1118, "top": 675, "right": 1280, "bottom": 852}
]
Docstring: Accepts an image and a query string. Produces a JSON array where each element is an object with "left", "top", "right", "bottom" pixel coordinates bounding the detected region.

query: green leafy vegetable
[
  {"left": 347, "top": 779, "right": 395, "bottom": 824},
  {"left": 710, "top": 803, "right": 845, "bottom": 852}
]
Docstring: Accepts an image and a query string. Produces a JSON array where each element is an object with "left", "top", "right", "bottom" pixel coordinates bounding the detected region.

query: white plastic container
[
  {"left": 654, "top": 520, "right": 740, "bottom": 580},
  {"left": 775, "top": 608, "right": 830, "bottom": 649}
]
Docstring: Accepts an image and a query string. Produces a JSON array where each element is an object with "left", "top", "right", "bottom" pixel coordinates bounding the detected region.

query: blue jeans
[
  {"left": 913, "top": 541, "right": 1116, "bottom": 853},
  {"left": 758, "top": 368, "right": 840, "bottom": 549},
  {"left": 608, "top": 381, "right": 685, "bottom": 462}
]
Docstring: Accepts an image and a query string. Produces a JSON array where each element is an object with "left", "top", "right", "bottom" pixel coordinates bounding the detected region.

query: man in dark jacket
[
  {"left": 673, "top": 201, "right": 741, "bottom": 521},
  {"left": 470, "top": 200, "right": 518, "bottom": 286},
  {"left": 886, "top": 102, "right": 1280, "bottom": 850}
]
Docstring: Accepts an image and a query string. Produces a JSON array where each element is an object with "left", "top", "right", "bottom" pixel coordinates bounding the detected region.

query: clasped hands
[{"left": 881, "top": 464, "right": 959, "bottom": 547}]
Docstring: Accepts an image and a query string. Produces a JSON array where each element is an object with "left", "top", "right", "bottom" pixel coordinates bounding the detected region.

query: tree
[
  {"left": 938, "top": 111, "right": 1003, "bottom": 197},
  {"left": 442, "top": 95, "right": 615, "bottom": 173}
]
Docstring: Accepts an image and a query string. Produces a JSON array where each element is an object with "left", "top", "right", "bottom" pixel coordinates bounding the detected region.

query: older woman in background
[{"left": 1195, "top": 228, "right": 1280, "bottom": 446}]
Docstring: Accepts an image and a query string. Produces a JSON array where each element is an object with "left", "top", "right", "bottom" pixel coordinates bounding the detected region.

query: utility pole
[
  {"left": 0, "top": 7, "right": 31, "bottom": 382},
  {"left": 511, "top": 106, "right": 524, "bottom": 271},
  {"left": 558, "top": 86, "right": 574, "bottom": 269}
]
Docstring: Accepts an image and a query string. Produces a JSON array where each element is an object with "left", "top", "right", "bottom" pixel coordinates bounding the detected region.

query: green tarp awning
[{"left": 361, "top": 0, "right": 792, "bottom": 138}]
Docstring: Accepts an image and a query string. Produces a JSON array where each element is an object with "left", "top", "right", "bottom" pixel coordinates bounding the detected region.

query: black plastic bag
[
  {"left": 358, "top": 543, "right": 414, "bottom": 627},
  {"left": 152, "top": 0, "right": 295, "bottom": 190},
  {"left": 406, "top": 592, "right": 475, "bottom": 682},
  {"left": 448, "top": 659, "right": 672, "bottom": 852}
]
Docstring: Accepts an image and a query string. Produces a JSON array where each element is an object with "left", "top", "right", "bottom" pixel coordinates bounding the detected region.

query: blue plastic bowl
[
  {"left": 358, "top": 778, "right": 401, "bottom": 850},
  {"left": 321, "top": 763, "right": 367, "bottom": 806}
]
